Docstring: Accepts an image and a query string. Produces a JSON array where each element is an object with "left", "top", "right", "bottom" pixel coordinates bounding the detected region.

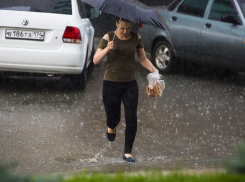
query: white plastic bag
[{"left": 146, "top": 70, "right": 165, "bottom": 98}]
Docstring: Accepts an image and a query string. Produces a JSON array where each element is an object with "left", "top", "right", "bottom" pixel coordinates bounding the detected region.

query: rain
[
  {"left": 0, "top": 0, "right": 245, "bottom": 176},
  {"left": 0, "top": 38, "right": 245, "bottom": 174}
]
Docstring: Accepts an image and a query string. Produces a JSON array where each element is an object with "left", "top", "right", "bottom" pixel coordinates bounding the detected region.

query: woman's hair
[{"left": 116, "top": 17, "right": 131, "bottom": 23}]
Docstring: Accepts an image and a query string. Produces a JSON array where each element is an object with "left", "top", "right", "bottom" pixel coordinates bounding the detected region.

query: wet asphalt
[{"left": 0, "top": 37, "right": 245, "bottom": 175}]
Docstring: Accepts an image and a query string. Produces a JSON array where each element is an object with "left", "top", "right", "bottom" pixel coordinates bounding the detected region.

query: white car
[{"left": 0, "top": 0, "right": 99, "bottom": 89}]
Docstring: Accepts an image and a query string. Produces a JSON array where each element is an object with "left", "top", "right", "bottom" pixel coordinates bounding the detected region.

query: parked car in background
[
  {"left": 0, "top": 0, "right": 99, "bottom": 89},
  {"left": 138, "top": 0, "right": 245, "bottom": 74}
]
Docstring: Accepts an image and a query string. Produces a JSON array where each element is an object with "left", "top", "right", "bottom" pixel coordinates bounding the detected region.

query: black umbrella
[{"left": 81, "top": 0, "right": 169, "bottom": 31}]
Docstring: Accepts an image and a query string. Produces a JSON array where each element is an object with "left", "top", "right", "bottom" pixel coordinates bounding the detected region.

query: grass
[
  {"left": 64, "top": 171, "right": 245, "bottom": 182},
  {"left": 1, "top": 163, "right": 245, "bottom": 182}
]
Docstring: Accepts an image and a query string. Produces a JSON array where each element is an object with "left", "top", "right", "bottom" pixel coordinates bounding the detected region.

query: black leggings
[{"left": 103, "top": 80, "right": 138, "bottom": 154}]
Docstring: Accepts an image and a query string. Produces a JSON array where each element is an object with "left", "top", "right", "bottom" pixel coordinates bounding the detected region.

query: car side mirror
[
  {"left": 221, "top": 15, "right": 241, "bottom": 25},
  {"left": 90, "top": 9, "right": 100, "bottom": 19}
]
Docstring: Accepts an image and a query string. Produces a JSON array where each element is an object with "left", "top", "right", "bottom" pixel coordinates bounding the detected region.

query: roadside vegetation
[
  {"left": 1, "top": 143, "right": 245, "bottom": 182},
  {"left": 64, "top": 172, "right": 245, "bottom": 182},
  {"left": 222, "top": 142, "right": 245, "bottom": 174}
]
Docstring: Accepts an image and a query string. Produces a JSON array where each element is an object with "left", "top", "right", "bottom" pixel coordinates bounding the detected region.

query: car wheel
[
  {"left": 88, "top": 44, "right": 95, "bottom": 75},
  {"left": 152, "top": 40, "right": 175, "bottom": 73},
  {"left": 79, "top": 64, "right": 87, "bottom": 90},
  {"left": 70, "top": 60, "right": 87, "bottom": 90}
]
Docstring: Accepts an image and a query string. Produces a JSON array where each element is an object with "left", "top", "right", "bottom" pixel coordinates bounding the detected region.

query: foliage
[
  {"left": 223, "top": 142, "right": 245, "bottom": 174},
  {"left": 1, "top": 161, "right": 245, "bottom": 182},
  {"left": 64, "top": 171, "right": 245, "bottom": 182},
  {"left": 0, "top": 162, "right": 31, "bottom": 182},
  {"left": 0, "top": 162, "right": 63, "bottom": 182}
]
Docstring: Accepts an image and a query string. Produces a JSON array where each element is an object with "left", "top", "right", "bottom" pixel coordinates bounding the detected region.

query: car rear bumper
[{"left": 0, "top": 44, "right": 86, "bottom": 74}]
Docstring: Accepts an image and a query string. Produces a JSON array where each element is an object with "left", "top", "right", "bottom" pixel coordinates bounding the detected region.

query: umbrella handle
[
  {"left": 111, "top": 29, "right": 118, "bottom": 51},
  {"left": 112, "top": 33, "right": 116, "bottom": 42},
  {"left": 112, "top": 17, "right": 121, "bottom": 41},
  {"left": 110, "top": 17, "right": 121, "bottom": 51},
  {"left": 111, "top": 45, "right": 118, "bottom": 51},
  {"left": 110, "top": 32, "right": 117, "bottom": 51}
]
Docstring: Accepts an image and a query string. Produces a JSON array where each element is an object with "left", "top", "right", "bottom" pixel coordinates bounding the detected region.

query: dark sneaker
[
  {"left": 106, "top": 128, "right": 116, "bottom": 142},
  {"left": 123, "top": 155, "right": 136, "bottom": 163}
]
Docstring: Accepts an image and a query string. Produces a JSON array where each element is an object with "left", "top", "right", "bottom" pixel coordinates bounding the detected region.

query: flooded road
[{"left": 0, "top": 37, "right": 245, "bottom": 175}]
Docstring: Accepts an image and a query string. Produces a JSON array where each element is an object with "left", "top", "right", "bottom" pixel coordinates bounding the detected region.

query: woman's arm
[
  {"left": 93, "top": 48, "right": 109, "bottom": 65},
  {"left": 93, "top": 34, "right": 116, "bottom": 65},
  {"left": 137, "top": 48, "right": 157, "bottom": 73},
  {"left": 136, "top": 34, "right": 157, "bottom": 73}
]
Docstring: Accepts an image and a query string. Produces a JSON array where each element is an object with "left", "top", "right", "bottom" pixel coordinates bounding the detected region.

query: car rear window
[
  {"left": 177, "top": 0, "right": 209, "bottom": 17},
  {"left": 168, "top": 0, "right": 182, "bottom": 11},
  {"left": 209, "top": 0, "right": 238, "bottom": 21},
  {"left": 0, "top": 0, "right": 72, "bottom": 15},
  {"left": 138, "top": 0, "right": 172, "bottom": 6},
  {"left": 238, "top": 0, "right": 245, "bottom": 17}
]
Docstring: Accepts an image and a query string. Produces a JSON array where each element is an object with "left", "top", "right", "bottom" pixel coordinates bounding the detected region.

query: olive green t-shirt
[{"left": 98, "top": 31, "right": 144, "bottom": 82}]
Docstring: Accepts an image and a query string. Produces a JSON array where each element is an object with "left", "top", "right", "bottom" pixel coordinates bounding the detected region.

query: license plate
[{"left": 5, "top": 29, "right": 45, "bottom": 41}]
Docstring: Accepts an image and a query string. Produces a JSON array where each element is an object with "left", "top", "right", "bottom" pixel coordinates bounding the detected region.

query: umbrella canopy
[{"left": 81, "top": 0, "right": 169, "bottom": 30}]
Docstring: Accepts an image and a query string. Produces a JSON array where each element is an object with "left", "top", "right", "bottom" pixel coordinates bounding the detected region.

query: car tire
[
  {"left": 70, "top": 58, "right": 87, "bottom": 90},
  {"left": 79, "top": 63, "right": 87, "bottom": 90},
  {"left": 71, "top": 43, "right": 95, "bottom": 90},
  {"left": 88, "top": 44, "right": 95, "bottom": 75},
  {"left": 152, "top": 40, "right": 175, "bottom": 73}
]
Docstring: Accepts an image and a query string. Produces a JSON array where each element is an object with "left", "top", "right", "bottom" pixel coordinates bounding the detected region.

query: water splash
[{"left": 87, "top": 142, "right": 111, "bottom": 163}]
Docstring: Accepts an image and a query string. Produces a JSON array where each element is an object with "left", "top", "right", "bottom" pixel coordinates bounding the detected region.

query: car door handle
[
  {"left": 205, "top": 23, "right": 212, "bottom": 28},
  {"left": 170, "top": 16, "right": 177, "bottom": 21}
]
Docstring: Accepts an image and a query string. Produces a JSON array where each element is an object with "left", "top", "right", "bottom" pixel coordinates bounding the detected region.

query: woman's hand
[
  {"left": 93, "top": 41, "right": 117, "bottom": 65},
  {"left": 107, "top": 41, "right": 116, "bottom": 51}
]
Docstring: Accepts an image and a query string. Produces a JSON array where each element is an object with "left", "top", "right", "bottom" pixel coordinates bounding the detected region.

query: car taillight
[
  {"left": 139, "top": 23, "right": 143, "bottom": 28},
  {"left": 63, "top": 26, "right": 82, "bottom": 44}
]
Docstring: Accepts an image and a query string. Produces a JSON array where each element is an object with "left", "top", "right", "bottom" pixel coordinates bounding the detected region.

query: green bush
[
  {"left": 0, "top": 162, "right": 62, "bottom": 182},
  {"left": 1, "top": 161, "right": 245, "bottom": 182},
  {"left": 64, "top": 172, "right": 245, "bottom": 182},
  {"left": 223, "top": 142, "right": 245, "bottom": 174},
  {"left": 0, "top": 162, "right": 31, "bottom": 182}
]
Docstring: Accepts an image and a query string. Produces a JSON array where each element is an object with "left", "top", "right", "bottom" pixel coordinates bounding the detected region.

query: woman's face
[{"left": 116, "top": 20, "right": 133, "bottom": 37}]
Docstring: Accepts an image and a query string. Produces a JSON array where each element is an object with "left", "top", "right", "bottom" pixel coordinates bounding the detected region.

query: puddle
[
  {"left": 80, "top": 142, "right": 112, "bottom": 163},
  {"left": 55, "top": 157, "right": 77, "bottom": 164}
]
